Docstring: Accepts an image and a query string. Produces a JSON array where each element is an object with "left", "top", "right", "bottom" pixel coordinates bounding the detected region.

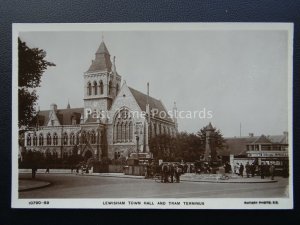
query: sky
[{"left": 19, "top": 28, "right": 289, "bottom": 137}]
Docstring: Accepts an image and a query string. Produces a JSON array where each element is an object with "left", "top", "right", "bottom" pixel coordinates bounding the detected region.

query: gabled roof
[
  {"left": 37, "top": 108, "right": 83, "bottom": 126},
  {"left": 251, "top": 135, "right": 272, "bottom": 144},
  {"left": 268, "top": 135, "right": 288, "bottom": 144},
  {"left": 128, "top": 87, "right": 174, "bottom": 123},
  {"left": 221, "top": 137, "right": 257, "bottom": 156},
  {"left": 221, "top": 133, "right": 288, "bottom": 156},
  {"left": 87, "top": 41, "right": 112, "bottom": 73}
]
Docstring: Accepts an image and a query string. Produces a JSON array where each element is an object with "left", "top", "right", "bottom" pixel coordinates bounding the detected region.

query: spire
[
  {"left": 87, "top": 38, "right": 112, "bottom": 72},
  {"left": 206, "top": 122, "right": 214, "bottom": 131},
  {"left": 67, "top": 99, "right": 70, "bottom": 109}
]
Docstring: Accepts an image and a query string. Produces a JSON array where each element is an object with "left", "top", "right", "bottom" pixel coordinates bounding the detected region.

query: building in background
[{"left": 221, "top": 132, "right": 289, "bottom": 174}]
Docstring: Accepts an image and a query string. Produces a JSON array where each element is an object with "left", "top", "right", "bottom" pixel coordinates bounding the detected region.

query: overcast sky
[{"left": 19, "top": 29, "right": 289, "bottom": 137}]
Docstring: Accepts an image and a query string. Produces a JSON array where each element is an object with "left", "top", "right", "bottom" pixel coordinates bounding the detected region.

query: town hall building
[{"left": 23, "top": 39, "right": 178, "bottom": 161}]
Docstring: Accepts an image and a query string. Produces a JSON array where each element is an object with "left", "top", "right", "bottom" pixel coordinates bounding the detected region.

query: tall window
[
  {"left": 27, "top": 134, "right": 31, "bottom": 146},
  {"left": 47, "top": 133, "right": 51, "bottom": 145},
  {"left": 63, "top": 132, "right": 68, "bottom": 145},
  {"left": 108, "top": 80, "right": 112, "bottom": 95},
  {"left": 39, "top": 133, "right": 44, "bottom": 146},
  {"left": 93, "top": 81, "right": 97, "bottom": 95},
  {"left": 33, "top": 133, "right": 37, "bottom": 146},
  {"left": 87, "top": 82, "right": 92, "bottom": 96},
  {"left": 99, "top": 80, "right": 103, "bottom": 94},
  {"left": 70, "top": 133, "right": 75, "bottom": 145},
  {"left": 113, "top": 109, "right": 133, "bottom": 143},
  {"left": 76, "top": 132, "right": 80, "bottom": 145},
  {"left": 91, "top": 130, "right": 96, "bottom": 144},
  {"left": 53, "top": 133, "right": 58, "bottom": 146},
  {"left": 82, "top": 131, "right": 86, "bottom": 144}
]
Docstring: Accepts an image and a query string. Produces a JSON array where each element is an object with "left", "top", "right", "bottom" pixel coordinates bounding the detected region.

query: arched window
[
  {"left": 39, "top": 133, "right": 44, "bottom": 146},
  {"left": 47, "top": 133, "right": 51, "bottom": 145},
  {"left": 113, "top": 109, "right": 133, "bottom": 143},
  {"left": 87, "top": 82, "right": 92, "bottom": 96},
  {"left": 70, "top": 133, "right": 75, "bottom": 145},
  {"left": 125, "top": 122, "right": 129, "bottom": 142},
  {"left": 129, "top": 121, "right": 133, "bottom": 141},
  {"left": 27, "top": 134, "right": 31, "bottom": 146},
  {"left": 63, "top": 132, "right": 68, "bottom": 145},
  {"left": 93, "top": 81, "right": 97, "bottom": 95},
  {"left": 117, "top": 122, "right": 121, "bottom": 142},
  {"left": 82, "top": 131, "right": 86, "bottom": 144},
  {"left": 91, "top": 130, "right": 96, "bottom": 144},
  {"left": 53, "top": 133, "right": 58, "bottom": 146},
  {"left": 113, "top": 123, "right": 117, "bottom": 143},
  {"left": 108, "top": 80, "right": 112, "bottom": 95},
  {"left": 33, "top": 133, "right": 37, "bottom": 146},
  {"left": 99, "top": 80, "right": 103, "bottom": 94},
  {"left": 76, "top": 132, "right": 80, "bottom": 145},
  {"left": 116, "top": 83, "right": 119, "bottom": 94}
]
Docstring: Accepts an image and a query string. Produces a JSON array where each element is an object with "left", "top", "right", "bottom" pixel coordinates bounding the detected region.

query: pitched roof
[
  {"left": 220, "top": 134, "right": 288, "bottom": 156},
  {"left": 267, "top": 135, "right": 288, "bottom": 144},
  {"left": 251, "top": 135, "right": 272, "bottom": 144},
  {"left": 206, "top": 122, "right": 214, "bottom": 130},
  {"left": 128, "top": 87, "right": 174, "bottom": 123},
  {"left": 221, "top": 137, "right": 257, "bottom": 156},
  {"left": 87, "top": 41, "right": 112, "bottom": 73},
  {"left": 37, "top": 108, "right": 83, "bottom": 126}
]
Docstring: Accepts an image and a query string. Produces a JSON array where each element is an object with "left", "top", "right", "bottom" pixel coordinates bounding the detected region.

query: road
[{"left": 19, "top": 173, "right": 289, "bottom": 198}]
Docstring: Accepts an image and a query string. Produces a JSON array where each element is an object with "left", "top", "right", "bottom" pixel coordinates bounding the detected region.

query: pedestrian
[
  {"left": 234, "top": 163, "right": 239, "bottom": 175},
  {"left": 32, "top": 166, "right": 37, "bottom": 179},
  {"left": 269, "top": 163, "right": 275, "bottom": 180},
  {"left": 169, "top": 163, "right": 175, "bottom": 183},
  {"left": 45, "top": 167, "right": 50, "bottom": 174},
  {"left": 245, "top": 162, "right": 250, "bottom": 178},
  {"left": 162, "top": 163, "right": 169, "bottom": 183},
  {"left": 260, "top": 162, "right": 265, "bottom": 179},
  {"left": 239, "top": 163, "right": 244, "bottom": 177},
  {"left": 175, "top": 165, "right": 182, "bottom": 183},
  {"left": 251, "top": 163, "right": 256, "bottom": 177}
]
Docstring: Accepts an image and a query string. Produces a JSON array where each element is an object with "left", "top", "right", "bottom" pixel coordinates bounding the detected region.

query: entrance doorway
[{"left": 84, "top": 150, "right": 93, "bottom": 161}]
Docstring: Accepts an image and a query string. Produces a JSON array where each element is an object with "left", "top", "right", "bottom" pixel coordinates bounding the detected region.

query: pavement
[
  {"left": 19, "top": 170, "right": 277, "bottom": 191},
  {"left": 19, "top": 179, "right": 51, "bottom": 192}
]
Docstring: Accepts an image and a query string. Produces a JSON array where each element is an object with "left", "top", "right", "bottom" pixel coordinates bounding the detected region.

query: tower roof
[
  {"left": 206, "top": 122, "right": 214, "bottom": 130},
  {"left": 87, "top": 41, "right": 112, "bottom": 73},
  {"left": 96, "top": 41, "right": 110, "bottom": 54}
]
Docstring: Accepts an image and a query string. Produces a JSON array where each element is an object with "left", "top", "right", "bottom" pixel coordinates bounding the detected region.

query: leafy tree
[{"left": 18, "top": 38, "right": 55, "bottom": 128}]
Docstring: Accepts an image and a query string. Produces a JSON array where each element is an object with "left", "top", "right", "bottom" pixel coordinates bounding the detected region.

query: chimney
[{"left": 283, "top": 131, "right": 288, "bottom": 143}]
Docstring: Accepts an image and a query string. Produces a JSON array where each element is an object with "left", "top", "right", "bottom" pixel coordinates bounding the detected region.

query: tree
[{"left": 18, "top": 38, "right": 55, "bottom": 128}]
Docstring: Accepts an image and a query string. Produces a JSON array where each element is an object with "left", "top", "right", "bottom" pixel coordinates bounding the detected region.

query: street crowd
[
  {"left": 145, "top": 162, "right": 184, "bottom": 183},
  {"left": 234, "top": 162, "right": 276, "bottom": 180}
]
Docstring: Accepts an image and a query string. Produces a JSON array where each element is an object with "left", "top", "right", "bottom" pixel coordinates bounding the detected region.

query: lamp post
[{"left": 136, "top": 135, "right": 139, "bottom": 158}]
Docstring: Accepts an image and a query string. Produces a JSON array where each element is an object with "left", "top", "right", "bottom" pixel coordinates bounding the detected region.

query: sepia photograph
[{"left": 12, "top": 23, "right": 293, "bottom": 209}]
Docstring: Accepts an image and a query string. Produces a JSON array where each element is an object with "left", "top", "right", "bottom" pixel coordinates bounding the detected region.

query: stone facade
[{"left": 24, "top": 40, "right": 177, "bottom": 161}]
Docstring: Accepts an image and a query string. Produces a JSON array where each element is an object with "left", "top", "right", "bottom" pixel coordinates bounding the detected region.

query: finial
[{"left": 67, "top": 99, "right": 70, "bottom": 109}]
